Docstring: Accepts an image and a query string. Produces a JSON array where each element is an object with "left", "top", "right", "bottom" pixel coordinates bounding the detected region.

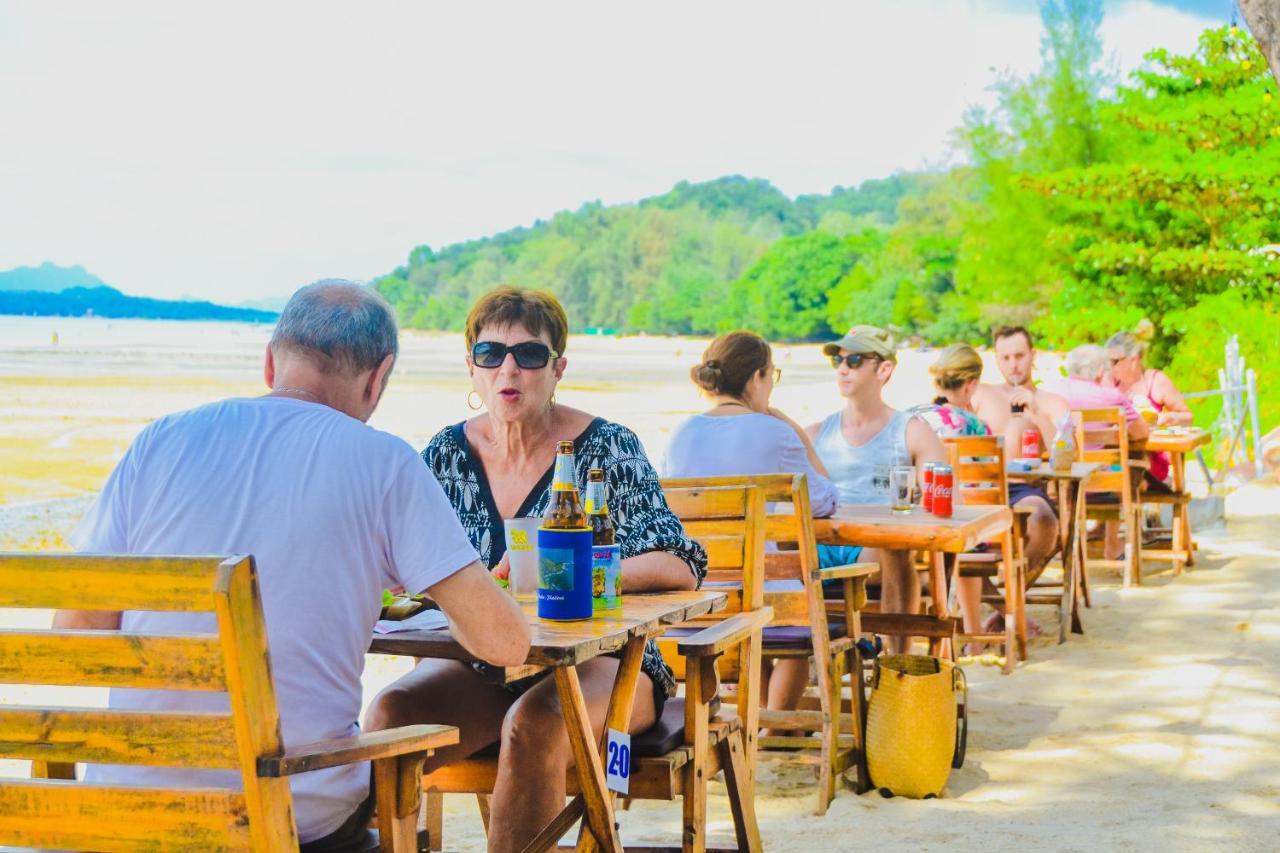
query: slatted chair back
[
  {"left": 662, "top": 473, "right": 811, "bottom": 622},
  {"left": 1074, "top": 407, "right": 1132, "bottom": 495},
  {"left": 662, "top": 473, "right": 872, "bottom": 814},
  {"left": 0, "top": 553, "right": 294, "bottom": 852},
  {"left": 944, "top": 435, "right": 1011, "bottom": 506},
  {"left": 655, "top": 483, "right": 767, "bottom": 758}
]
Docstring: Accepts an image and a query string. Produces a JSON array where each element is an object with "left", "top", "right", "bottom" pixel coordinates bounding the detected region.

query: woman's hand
[{"left": 491, "top": 552, "right": 511, "bottom": 582}]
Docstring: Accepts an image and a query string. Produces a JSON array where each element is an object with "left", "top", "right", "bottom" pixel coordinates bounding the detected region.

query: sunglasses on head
[
  {"left": 830, "top": 353, "right": 881, "bottom": 370},
  {"left": 471, "top": 340, "right": 559, "bottom": 370}
]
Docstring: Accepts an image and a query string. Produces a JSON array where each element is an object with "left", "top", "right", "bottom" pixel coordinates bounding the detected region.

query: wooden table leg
[
  {"left": 553, "top": 665, "right": 624, "bottom": 853},
  {"left": 572, "top": 636, "right": 646, "bottom": 853},
  {"left": 1073, "top": 481, "right": 1092, "bottom": 610},
  {"left": 1173, "top": 451, "right": 1194, "bottom": 570},
  {"left": 1068, "top": 481, "right": 1086, "bottom": 635},
  {"left": 1055, "top": 481, "right": 1070, "bottom": 645},
  {"left": 927, "top": 551, "right": 951, "bottom": 659}
]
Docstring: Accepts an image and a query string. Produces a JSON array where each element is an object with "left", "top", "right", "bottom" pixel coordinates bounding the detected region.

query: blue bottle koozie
[{"left": 536, "top": 527, "right": 593, "bottom": 620}]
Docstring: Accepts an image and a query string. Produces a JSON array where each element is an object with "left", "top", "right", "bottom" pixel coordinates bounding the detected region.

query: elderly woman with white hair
[
  {"left": 1048, "top": 344, "right": 1151, "bottom": 559},
  {"left": 1106, "top": 329, "right": 1193, "bottom": 486},
  {"left": 1050, "top": 344, "right": 1151, "bottom": 443}
]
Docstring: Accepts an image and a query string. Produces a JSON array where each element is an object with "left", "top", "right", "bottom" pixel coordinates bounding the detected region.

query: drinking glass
[
  {"left": 504, "top": 517, "right": 542, "bottom": 602},
  {"left": 890, "top": 465, "right": 916, "bottom": 514}
]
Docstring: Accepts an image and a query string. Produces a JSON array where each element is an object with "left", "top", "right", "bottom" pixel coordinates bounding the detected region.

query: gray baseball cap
[{"left": 822, "top": 325, "right": 897, "bottom": 362}]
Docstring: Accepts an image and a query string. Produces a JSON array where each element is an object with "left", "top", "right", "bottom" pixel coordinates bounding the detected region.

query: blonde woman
[{"left": 907, "top": 344, "right": 993, "bottom": 650}]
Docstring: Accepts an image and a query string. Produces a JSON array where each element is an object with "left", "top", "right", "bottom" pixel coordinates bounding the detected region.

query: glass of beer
[{"left": 890, "top": 465, "right": 916, "bottom": 514}]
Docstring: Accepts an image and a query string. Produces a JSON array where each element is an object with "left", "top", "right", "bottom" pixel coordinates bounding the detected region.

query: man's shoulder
[
  {"left": 972, "top": 383, "right": 1006, "bottom": 402},
  {"left": 1035, "top": 384, "right": 1068, "bottom": 403}
]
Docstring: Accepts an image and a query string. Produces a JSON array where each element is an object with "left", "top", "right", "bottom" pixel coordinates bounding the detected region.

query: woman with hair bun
[
  {"left": 665, "top": 330, "right": 837, "bottom": 515},
  {"left": 665, "top": 330, "right": 837, "bottom": 720}
]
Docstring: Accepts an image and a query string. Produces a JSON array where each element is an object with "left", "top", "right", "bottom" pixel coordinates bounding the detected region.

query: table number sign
[{"left": 605, "top": 728, "right": 631, "bottom": 794}]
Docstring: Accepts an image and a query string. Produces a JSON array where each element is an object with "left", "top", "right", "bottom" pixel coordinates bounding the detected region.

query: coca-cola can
[
  {"left": 921, "top": 462, "right": 936, "bottom": 513},
  {"left": 1021, "top": 429, "right": 1041, "bottom": 460},
  {"left": 932, "top": 464, "right": 954, "bottom": 518}
]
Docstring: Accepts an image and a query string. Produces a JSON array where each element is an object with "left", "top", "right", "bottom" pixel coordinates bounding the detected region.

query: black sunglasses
[
  {"left": 471, "top": 340, "right": 559, "bottom": 370},
  {"left": 830, "top": 353, "right": 881, "bottom": 370}
]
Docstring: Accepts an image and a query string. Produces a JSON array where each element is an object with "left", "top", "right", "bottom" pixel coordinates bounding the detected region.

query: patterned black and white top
[{"left": 422, "top": 417, "right": 707, "bottom": 700}]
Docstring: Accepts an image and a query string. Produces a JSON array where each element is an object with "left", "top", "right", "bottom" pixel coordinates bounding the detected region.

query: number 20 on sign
[{"left": 605, "top": 728, "right": 631, "bottom": 794}]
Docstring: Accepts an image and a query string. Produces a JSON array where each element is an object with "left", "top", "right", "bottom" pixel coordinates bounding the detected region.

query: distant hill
[
  {"left": 0, "top": 262, "right": 107, "bottom": 293},
  {"left": 0, "top": 286, "right": 278, "bottom": 323},
  {"left": 374, "top": 173, "right": 929, "bottom": 336},
  {"left": 237, "top": 295, "right": 289, "bottom": 313}
]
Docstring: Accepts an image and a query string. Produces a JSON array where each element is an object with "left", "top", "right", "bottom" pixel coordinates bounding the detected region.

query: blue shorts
[
  {"left": 819, "top": 544, "right": 864, "bottom": 596},
  {"left": 819, "top": 544, "right": 864, "bottom": 567}
]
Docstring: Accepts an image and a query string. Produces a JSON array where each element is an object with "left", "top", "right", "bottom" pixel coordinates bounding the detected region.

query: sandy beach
[{"left": 2, "top": 317, "right": 1275, "bottom": 851}]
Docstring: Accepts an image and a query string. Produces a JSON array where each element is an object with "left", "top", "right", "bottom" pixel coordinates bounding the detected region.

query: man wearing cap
[{"left": 806, "top": 324, "right": 947, "bottom": 654}]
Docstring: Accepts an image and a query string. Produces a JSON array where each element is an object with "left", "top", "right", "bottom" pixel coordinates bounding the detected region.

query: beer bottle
[
  {"left": 537, "top": 441, "right": 593, "bottom": 620},
  {"left": 543, "top": 441, "right": 587, "bottom": 529},
  {"left": 585, "top": 469, "right": 622, "bottom": 611}
]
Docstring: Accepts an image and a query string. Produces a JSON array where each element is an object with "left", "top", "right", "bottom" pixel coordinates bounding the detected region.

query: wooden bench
[{"left": 0, "top": 553, "right": 457, "bottom": 852}]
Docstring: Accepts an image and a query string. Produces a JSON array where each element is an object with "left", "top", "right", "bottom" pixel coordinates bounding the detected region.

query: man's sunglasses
[
  {"left": 471, "top": 340, "right": 559, "bottom": 370},
  {"left": 830, "top": 353, "right": 881, "bottom": 370}
]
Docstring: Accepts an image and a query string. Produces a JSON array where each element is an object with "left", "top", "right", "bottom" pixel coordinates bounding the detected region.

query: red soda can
[
  {"left": 1021, "top": 429, "right": 1041, "bottom": 460},
  {"left": 932, "top": 464, "right": 953, "bottom": 518},
  {"left": 922, "top": 462, "right": 936, "bottom": 513}
]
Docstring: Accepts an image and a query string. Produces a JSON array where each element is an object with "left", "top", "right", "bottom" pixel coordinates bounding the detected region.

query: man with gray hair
[{"left": 56, "top": 279, "right": 530, "bottom": 849}]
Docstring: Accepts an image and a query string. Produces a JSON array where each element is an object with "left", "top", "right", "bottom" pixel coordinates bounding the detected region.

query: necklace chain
[{"left": 273, "top": 386, "right": 321, "bottom": 402}]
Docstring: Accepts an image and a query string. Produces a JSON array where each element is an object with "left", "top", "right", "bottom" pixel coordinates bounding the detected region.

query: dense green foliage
[
  {"left": 376, "top": 2, "right": 1277, "bottom": 431},
  {"left": 373, "top": 174, "right": 923, "bottom": 337}
]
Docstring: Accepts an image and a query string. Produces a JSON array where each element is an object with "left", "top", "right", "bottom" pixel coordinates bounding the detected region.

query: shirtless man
[{"left": 972, "top": 326, "right": 1067, "bottom": 620}]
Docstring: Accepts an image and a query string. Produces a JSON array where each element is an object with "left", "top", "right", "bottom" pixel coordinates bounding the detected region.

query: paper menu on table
[{"left": 374, "top": 607, "right": 449, "bottom": 634}]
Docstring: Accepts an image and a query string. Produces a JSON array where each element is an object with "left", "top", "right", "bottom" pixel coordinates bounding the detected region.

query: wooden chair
[
  {"left": 943, "top": 435, "right": 1026, "bottom": 673},
  {"left": 1074, "top": 408, "right": 1145, "bottom": 586},
  {"left": 0, "top": 553, "right": 456, "bottom": 852},
  {"left": 662, "top": 473, "right": 877, "bottom": 816},
  {"left": 420, "top": 484, "right": 771, "bottom": 852}
]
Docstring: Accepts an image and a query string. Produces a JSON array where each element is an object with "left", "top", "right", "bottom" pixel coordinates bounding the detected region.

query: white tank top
[{"left": 813, "top": 409, "right": 912, "bottom": 505}]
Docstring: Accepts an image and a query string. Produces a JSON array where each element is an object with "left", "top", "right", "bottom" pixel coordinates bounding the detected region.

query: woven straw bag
[{"left": 865, "top": 654, "right": 967, "bottom": 798}]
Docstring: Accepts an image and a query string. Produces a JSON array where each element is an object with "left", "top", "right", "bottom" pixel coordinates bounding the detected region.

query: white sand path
[{"left": 2, "top": 488, "right": 1277, "bottom": 851}]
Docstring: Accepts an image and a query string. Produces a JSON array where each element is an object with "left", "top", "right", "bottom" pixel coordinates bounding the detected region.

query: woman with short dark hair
[{"left": 367, "top": 285, "right": 705, "bottom": 853}]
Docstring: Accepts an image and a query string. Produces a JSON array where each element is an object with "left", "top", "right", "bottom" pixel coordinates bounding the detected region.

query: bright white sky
[{"left": 0, "top": 0, "right": 1224, "bottom": 303}]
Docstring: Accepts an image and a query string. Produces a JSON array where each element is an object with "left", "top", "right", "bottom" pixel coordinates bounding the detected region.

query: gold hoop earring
[
  {"left": 549, "top": 393, "right": 556, "bottom": 410},
  {"left": 467, "top": 390, "right": 483, "bottom": 411}
]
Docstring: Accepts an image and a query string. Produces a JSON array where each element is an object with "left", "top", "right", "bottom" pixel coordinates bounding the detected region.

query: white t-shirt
[
  {"left": 662, "top": 413, "right": 839, "bottom": 517},
  {"left": 72, "top": 396, "right": 479, "bottom": 842}
]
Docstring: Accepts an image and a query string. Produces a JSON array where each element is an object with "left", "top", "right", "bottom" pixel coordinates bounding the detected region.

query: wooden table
[
  {"left": 812, "top": 504, "right": 1013, "bottom": 656},
  {"left": 370, "top": 590, "right": 727, "bottom": 853},
  {"left": 1133, "top": 427, "right": 1211, "bottom": 570},
  {"left": 1007, "top": 462, "right": 1100, "bottom": 643}
]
